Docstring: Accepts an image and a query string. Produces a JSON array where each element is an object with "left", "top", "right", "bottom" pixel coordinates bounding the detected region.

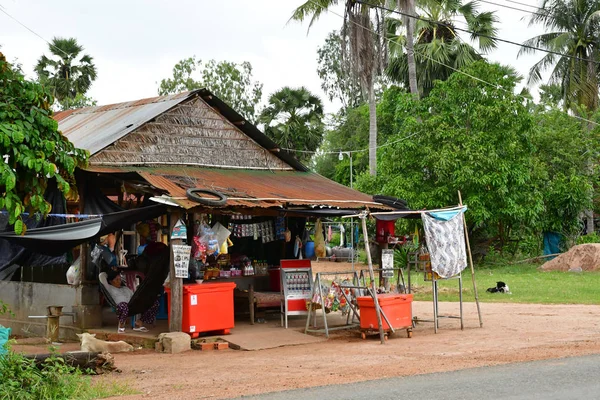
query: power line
[
  {"left": 0, "top": 5, "right": 70, "bottom": 58},
  {"left": 304, "top": 0, "right": 599, "bottom": 129},
  {"left": 355, "top": 0, "right": 600, "bottom": 66},
  {"left": 498, "top": 0, "right": 541, "bottom": 10},
  {"left": 280, "top": 132, "right": 419, "bottom": 155},
  {"left": 477, "top": 0, "right": 546, "bottom": 17}
]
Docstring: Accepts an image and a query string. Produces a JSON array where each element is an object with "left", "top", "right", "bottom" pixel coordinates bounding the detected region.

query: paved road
[{"left": 238, "top": 354, "right": 600, "bottom": 399}]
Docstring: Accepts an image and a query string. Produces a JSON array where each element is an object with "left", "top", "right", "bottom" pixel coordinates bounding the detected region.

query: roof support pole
[{"left": 168, "top": 209, "right": 183, "bottom": 332}]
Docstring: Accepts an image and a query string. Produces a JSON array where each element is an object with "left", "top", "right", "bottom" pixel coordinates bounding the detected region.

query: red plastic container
[
  {"left": 357, "top": 293, "right": 413, "bottom": 330},
  {"left": 165, "top": 282, "right": 236, "bottom": 338},
  {"left": 375, "top": 219, "right": 395, "bottom": 243}
]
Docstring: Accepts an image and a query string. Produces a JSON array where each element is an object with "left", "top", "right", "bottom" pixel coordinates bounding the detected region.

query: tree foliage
[
  {"left": 359, "top": 62, "right": 544, "bottom": 246},
  {"left": 520, "top": 0, "right": 600, "bottom": 113},
  {"left": 387, "top": 0, "right": 498, "bottom": 97},
  {"left": 316, "top": 31, "right": 363, "bottom": 110},
  {"left": 0, "top": 52, "right": 88, "bottom": 234},
  {"left": 34, "top": 37, "right": 98, "bottom": 111},
  {"left": 259, "top": 87, "right": 325, "bottom": 164},
  {"left": 158, "top": 57, "right": 263, "bottom": 123}
]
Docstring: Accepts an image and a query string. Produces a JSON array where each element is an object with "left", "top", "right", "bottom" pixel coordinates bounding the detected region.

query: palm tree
[
  {"left": 291, "top": 1, "right": 387, "bottom": 176},
  {"left": 259, "top": 87, "right": 325, "bottom": 164},
  {"left": 35, "top": 37, "right": 97, "bottom": 110},
  {"left": 520, "top": 0, "right": 600, "bottom": 235},
  {"left": 397, "top": 0, "right": 420, "bottom": 99},
  {"left": 520, "top": 0, "right": 600, "bottom": 113},
  {"left": 387, "top": 0, "right": 498, "bottom": 96}
]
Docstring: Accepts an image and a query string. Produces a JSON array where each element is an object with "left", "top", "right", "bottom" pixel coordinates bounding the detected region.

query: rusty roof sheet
[
  {"left": 54, "top": 91, "right": 196, "bottom": 155},
  {"left": 84, "top": 165, "right": 388, "bottom": 211}
]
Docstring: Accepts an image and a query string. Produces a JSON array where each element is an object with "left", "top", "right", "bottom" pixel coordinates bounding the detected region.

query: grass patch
[
  {"left": 79, "top": 380, "right": 139, "bottom": 399},
  {"left": 409, "top": 263, "right": 600, "bottom": 305}
]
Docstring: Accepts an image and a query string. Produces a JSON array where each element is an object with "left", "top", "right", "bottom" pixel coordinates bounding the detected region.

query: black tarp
[{"left": 0, "top": 181, "right": 69, "bottom": 279}]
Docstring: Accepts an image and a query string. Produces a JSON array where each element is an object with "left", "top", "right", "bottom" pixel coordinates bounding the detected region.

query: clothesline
[
  {"left": 0, "top": 211, "right": 102, "bottom": 219},
  {"left": 341, "top": 205, "right": 467, "bottom": 218}
]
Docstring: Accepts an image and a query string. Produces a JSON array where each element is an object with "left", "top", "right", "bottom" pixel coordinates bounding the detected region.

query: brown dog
[{"left": 76, "top": 332, "right": 133, "bottom": 353}]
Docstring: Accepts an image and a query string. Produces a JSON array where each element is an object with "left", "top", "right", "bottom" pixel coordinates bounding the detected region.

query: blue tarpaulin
[{"left": 543, "top": 232, "right": 561, "bottom": 260}]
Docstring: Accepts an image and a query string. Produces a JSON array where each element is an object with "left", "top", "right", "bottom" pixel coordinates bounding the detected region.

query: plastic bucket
[{"left": 305, "top": 241, "right": 315, "bottom": 258}]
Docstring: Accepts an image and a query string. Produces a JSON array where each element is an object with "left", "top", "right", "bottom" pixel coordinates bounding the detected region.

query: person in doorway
[
  {"left": 96, "top": 233, "right": 117, "bottom": 269},
  {"left": 136, "top": 223, "right": 152, "bottom": 255},
  {"left": 105, "top": 269, "right": 159, "bottom": 333}
]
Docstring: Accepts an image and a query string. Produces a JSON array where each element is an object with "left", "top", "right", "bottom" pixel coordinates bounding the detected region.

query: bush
[
  {"left": 0, "top": 343, "right": 135, "bottom": 400},
  {"left": 576, "top": 233, "right": 600, "bottom": 245}
]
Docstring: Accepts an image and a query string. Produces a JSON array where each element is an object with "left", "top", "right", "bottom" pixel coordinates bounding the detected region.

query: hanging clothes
[
  {"left": 354, "top": 225, "right": 359, "bottom": 246},
  {"left": 327, "top": 225, "right": 332, "bottom": 243},
  {"left": 339, "top": 224, "right": 345, "bottom": 247},
  {"left": 421, "top": 209, "right": 467, "bottom": 278}
]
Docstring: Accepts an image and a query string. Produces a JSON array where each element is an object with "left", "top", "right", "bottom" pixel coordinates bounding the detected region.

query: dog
[
  {"left": 486, "top": 281, "right": 511, "bottom": 294},
  {"left": 76, "top": 332, "right": 133, "bottom": 353}
]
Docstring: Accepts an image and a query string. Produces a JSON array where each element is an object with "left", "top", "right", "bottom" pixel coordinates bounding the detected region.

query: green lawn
[{"left": 407, "top": 264, "right": 600, "bottom": 305}]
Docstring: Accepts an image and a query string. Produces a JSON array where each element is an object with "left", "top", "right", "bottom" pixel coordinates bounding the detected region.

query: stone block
[{"left": 157, "top": 332, "right": 191, "bottom": 354}]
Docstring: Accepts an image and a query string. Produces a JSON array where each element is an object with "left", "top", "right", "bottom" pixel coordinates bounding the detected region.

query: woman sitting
[{"left": 102, "top": 269, "right": 159, "bottom": 333}]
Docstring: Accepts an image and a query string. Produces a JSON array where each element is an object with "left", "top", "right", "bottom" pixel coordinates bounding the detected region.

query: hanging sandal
[{"left": 133, "top": 326, "right": 149, "bottom": 332}]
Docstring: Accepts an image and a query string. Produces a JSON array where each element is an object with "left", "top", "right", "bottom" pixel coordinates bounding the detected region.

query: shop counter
[{"left": 165, "top": 282, "right": 236, "bottom": 338}]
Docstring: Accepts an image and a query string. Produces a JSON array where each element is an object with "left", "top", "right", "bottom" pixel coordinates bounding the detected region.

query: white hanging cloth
[
  {"left": 339, "top": 224, "right": 345, "bottom": 247},
  {"left": 421, "top": 209, "right": 468, "bottom": 278}
]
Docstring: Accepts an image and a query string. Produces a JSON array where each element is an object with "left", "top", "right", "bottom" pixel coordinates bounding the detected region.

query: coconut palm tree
[
  {"left": 519, "top": 0, "right": 600, "bottom": 113},
  {"left": 291, "top": 1, "right": 388, "bottom": 176},
  {"left": 387, "top": 0, "right": 498, "bottom": 96},
  {"left": 35, "top": 37, "right": 97, "bottom": 110},
  {"left": 397, "top": 0, "right": 420, "bottom": 99},
  {"left": 259, "top": 87, "right": 325, "bottom": 163}
]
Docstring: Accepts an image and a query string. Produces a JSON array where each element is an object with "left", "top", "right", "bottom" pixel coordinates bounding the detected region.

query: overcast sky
[{"left": 1, "top": 0, "right": 546, "bottom": 114}]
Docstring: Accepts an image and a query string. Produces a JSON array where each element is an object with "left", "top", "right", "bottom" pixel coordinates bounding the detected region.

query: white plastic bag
[{"left": 66, "top": 258, "right": 81, "bottom": 286}]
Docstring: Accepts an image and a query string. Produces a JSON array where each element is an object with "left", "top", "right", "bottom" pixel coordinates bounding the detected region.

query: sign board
[
  {"left": 172, "top": 244, "right": 192, "bottom": 278},
  {"left": 381, "top": 249, "right": 394, "bottom": 278},
  {"left": 171, "top": 219, "right": 187, "bottom": 240}
]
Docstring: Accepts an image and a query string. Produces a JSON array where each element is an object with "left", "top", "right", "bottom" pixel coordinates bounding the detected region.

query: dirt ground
[
  {"left": 15, "top": 261, "right": 600, "bottom": 399},
  {"left": 86, "top": 261, "right": 600, "bottom": 399}
]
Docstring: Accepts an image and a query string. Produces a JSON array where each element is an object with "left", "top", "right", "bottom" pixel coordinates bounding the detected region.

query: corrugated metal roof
[
  {"left": 54, "top": 92, "right": 196, "bottom": 155},
  {"left": 54, "top": 89, "right": 308, "bottom": 171},
  {"left": 83, "top": 165, "right": 387, "bottom": 211}
]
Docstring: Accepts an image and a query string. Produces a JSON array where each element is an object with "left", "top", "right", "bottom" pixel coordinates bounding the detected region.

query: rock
[
  {"left": 157, "top": 332, "right": 191, "bottom": 354},
  {"left": 568, "top": 266, "right": 583, "bottom": 273}
]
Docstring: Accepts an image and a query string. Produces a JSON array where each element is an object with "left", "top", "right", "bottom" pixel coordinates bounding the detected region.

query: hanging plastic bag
[
  {"left": 66, "top": 258, "right": 81, "bottom": 286},
  {"left": 314, "top": 219, "right": 327, "bottom": 258}
]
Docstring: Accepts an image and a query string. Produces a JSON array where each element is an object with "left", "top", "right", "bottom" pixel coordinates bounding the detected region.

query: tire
[
  {"left": 186, "top": 189, "right": 227, "bottom": 206},
  {"left": 372, "top": 195, "right": 408, "bottom": 208}
]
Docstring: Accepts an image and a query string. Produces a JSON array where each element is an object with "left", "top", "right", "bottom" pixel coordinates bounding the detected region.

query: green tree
[
  {"left": 259, "top": 87, "right": 325, "bottom": 164},
  {"left": 520, "top": 0, "right": 600, "bottom": 234},
  {"left": 158, "top": 57, "right": 263, "bottom": 123},
  {"left": 34, "top": 37, "right": 97, "bottom": 111},
  {"left": 292, "top": 0, "right": 388, "bottom": 176},
  {"left": 520, "top": 0, "right": 600, "bottom": 113},
  {"left": 359, "top": 61, "right": 543, "bottom": 247},
  {"left": 316, "top": 31, "right": 363, "bottom": 110},
  {"left": 0, "top": 52, "right": 88, "bottom": 234},
  {"left": 387, "top": 0, "right": 498, "bottom": 97},
  {"left": 531, "top": 105, "right": 598, "bottom": 237}
]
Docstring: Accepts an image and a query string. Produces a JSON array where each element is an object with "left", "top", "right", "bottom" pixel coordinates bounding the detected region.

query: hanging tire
[
  {"left": 186, "top": 188, "right": 227, "bottom": 206},
  {"left": 372, "top": 195, "right": 408, "bottom": 208}
]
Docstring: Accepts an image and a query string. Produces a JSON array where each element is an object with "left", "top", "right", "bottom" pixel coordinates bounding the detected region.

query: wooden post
[
  {"left": 168, "top": 210, "right": 183, "bottom": 332},
  {"left": 458, "top": 191, "right": 483, "bottom": 328},
  {"left": 78, "top": 178, "right": 91, "bottom": 283},
  {"left": 359, "top": 212, "right": 386, "bottom": 344}
]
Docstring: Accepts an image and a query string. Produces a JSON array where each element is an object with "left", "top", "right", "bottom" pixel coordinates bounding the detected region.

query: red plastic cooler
[
  {"left": 165, "top": 282, "right": 235, "bottom": 338},
  {"left": 357, "top": 293, "right": 413, "bottom": 330}
]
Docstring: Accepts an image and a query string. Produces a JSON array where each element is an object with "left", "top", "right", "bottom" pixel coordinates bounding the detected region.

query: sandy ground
[{"left": 14, "top": 262, "right": 600, "bottom": 399}]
